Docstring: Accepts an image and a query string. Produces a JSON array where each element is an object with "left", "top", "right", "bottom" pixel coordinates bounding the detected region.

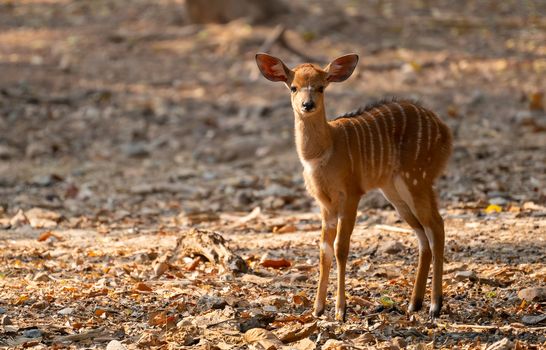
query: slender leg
[
  {"left": 313, "top": 207, "right": 337, "bottom": 317},
  {"left": 409, "top": 186, "right": 445, "bottom": 318},
  {"left": 334, "top": 195, "right": 359, "bottom": 321},
  {"left": 381, "top": 187, "right": 431, "bottom": 312},
  {"left": 423, "top": 209, "right": 445, "bottom": 318}
]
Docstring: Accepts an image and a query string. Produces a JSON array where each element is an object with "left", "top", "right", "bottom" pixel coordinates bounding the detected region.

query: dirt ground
[{"left": 0, "top": 0, "right": 545, "bottom": 349}]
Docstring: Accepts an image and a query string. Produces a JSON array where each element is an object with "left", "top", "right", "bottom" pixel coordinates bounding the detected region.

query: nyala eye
[
  {"left": 290, "top": 86, "right": 297, "bottom": 93},
  {"left": 317, "top": 86, "right": 324, "bottom": 93}
]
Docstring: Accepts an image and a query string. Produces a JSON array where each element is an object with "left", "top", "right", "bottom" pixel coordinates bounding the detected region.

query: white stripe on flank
[
  {"left": 411, "top": 105, "right": 422, "bottom": 161},
  {"left": 347, "top": 118, "right": 364, "bottom": 182},
  {"left": 365, "top": 111, "right": 383, "bottom": 180},
  {"left": 376, "top": 108, "right": 391, "bottom": 174},
  {"left": 384, "top": 105, "right": 396, "bottom": 138},
  {"left": 355, "top": 117, "right": 374, "bottom": 179},
  {"left": 429, "top": 111, "right": 441, "bottom": 144},
  {"left": 341, "top": 122, "right": 354, "bottom": 174},
  {"left": 424, "top": 111, "right": 431, "bottom": 152},
  {"left": 383, "top": 105, "right": 396, "bottom": 166},
  {"left": 394, "top": 103, "right": 407, "bottom": 157}
]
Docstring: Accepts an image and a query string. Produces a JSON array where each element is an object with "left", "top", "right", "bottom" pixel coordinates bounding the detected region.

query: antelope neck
[{"left": 294, "top": 109, "right": 333, "bottom": 161}]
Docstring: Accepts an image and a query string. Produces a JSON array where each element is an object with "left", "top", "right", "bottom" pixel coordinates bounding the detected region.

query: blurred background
[{"left": 0, "top": 0, "right": 545, "bottom": 223}]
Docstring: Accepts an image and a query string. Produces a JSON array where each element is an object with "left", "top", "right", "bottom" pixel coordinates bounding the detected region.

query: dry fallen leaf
[
  {"left": 37, "top": 231, "right": 62, "bottom": 242},
  {"left": 273, "top": 224, "right": 296, "bottom": 234},
  {"left": 153, "top": 261, "right": 169, "bottom": 277},
  {"left": 274, "top": 321, "right": 317, "bottom": 343},
  {"left": 243, "top": 328, "right": 284, "bottom": 349},
  {"left": 292, "top": 294, "right": 311, "bottom": 307},
  {"left": 134, "top": 282, "right": 153, "bottom": 292},
  {"left": 529, "top": 91, "right": 544, "bottom": 111},
  {"left": 260, "top": 253, "right": 292, "bottom": 269},
  {"left": 148, "top": 311, "right": 175, "bottom": 327}
]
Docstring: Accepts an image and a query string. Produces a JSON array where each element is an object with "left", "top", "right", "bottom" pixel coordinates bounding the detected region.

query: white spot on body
[
  {"left": 405, "top": 172, "right": 410, "bottom": 178},
  {"left": 321, "top": 242, "right": 334, "bottom": 262},
  {"left": 301, "top": 158, "right": 318, "bottom": 174},
  {"left": 300, "top": 148, "right": 332, "bottom": 174},
  {"left": 422, "top": 171, "right": 427, "bottom": 179},
  {"left": 413, "top": 179, "right": 418, "bottom": 186}
]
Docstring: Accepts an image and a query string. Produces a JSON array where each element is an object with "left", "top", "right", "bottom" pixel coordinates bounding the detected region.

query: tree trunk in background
[{"left": 186, "top": 0, "right": 288, "bottom": 24}]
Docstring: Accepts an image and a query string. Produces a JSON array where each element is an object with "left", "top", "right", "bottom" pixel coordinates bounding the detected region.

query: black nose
[{"left": 302, "top": 101, "right": 315, "bottom": 111}]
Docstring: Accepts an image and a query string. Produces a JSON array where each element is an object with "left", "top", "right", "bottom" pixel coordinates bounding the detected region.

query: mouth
[{"left": 300, "top": 107, "right": 316, "bottom": 114}]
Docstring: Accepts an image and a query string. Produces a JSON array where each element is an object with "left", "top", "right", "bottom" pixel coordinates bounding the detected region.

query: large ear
[
  {"left": 255, "top": 53, "right": 292, "bottom": 83},
  {"left": 324, "top": 54, "right": 359, "bottom": 82}
]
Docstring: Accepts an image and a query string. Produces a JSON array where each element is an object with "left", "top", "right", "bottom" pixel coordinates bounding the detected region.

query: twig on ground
[
  {"left": 52, "top": 328, "right": 106, "bottom": 343},
  {"left": 374, "top": 224, "right": 414, "bottom": 234},
  {"left": 437, "top": 322, "right": 546, "bottom": 332}
]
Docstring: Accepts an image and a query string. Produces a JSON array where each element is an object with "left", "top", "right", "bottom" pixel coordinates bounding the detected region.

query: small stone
[
  {"left": 33, "top": 272, "right": 51, "bottom": 282},
  {"left": 1, "top": 315, "right": 12, "bottom": 325},
  {"left": 58, "top": 307, "right": 74, "bottom": 315},
  {"left": 378, "top": 241, "right": 405, "bottom": 255},
  {"left": 9, "top": 209, "right": 29, "bottom": 227},
  {"left": 401, "top": 63, "right": 417, "bottom": 84},
  {"left": 286, "top": 272, "right": 308, "bottom": 283},
  {"left": 454, "top": 270, "right": 478, "bottom": 282},
  {"left": 106, "top": 340, "right": 128, "bottom": 350},
  {"left": 30, "top": 174, "right": 63, "bottom": 187},
  {"left": 518, "top": 287, "right": 546, "bottom": 302},
  {"left": 0, "top": 144, "right": 18, "bottom": 159},
  {"left": 521, "top": 314, "right": 546, "bottom": 325},
  {"left": 121, "top": 142, "right": 150, "bottom": 158},
  {"left": 0, "top": 218, "right": 11, "bottom": 229},
  {"left": 197, "top": 295, "right": 227, "bottom": 310},
  {"left": 392, "top": 336, "right": 407, "bottom": 348},
  {"left": 485, "top": 337, "right": 513, "bottom": 350},
  {"left": 23, "top": 328, "right": 42, "bottom": 338},
  {"left": 26, "top": 141, "right": 51, "bottom": 158},
  {"left": 262, "top": 195, "right": 285, "bottom": 209},
  {"left": 489, "top": 197, "right": 508, "bottom": 206},
  {"left": 262, "top": 305, "right": 278, "bottom": 313}
]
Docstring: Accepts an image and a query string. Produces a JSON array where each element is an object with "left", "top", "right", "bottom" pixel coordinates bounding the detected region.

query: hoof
[
  {"left": 408, "top": 299, "right": 423, "bottom": 313},
  {"left": 335, "top": 308, "right": 346, "bottom": 322},
  {"left": 429, "top": 298, "right": 443, "bottom": 319},
  {"left": 313, "top": 307, "right": 324, "bottom": 318}
]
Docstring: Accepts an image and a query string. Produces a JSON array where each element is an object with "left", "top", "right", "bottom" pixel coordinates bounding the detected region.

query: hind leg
[
  {"left": 381, "top": 186, "right": 431, "bottom": 312},
  {"left": 392, "top": 176, "right": 445, "bottom": 317}
]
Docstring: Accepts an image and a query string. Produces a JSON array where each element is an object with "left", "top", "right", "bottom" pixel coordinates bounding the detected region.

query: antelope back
[{"left": 330, "top": 100, "right": 452, "bottom": 189}]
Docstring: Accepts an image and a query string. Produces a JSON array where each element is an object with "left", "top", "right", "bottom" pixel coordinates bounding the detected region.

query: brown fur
[{"left": 255, "top": 53, "right": 453, "bottom": 321}]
